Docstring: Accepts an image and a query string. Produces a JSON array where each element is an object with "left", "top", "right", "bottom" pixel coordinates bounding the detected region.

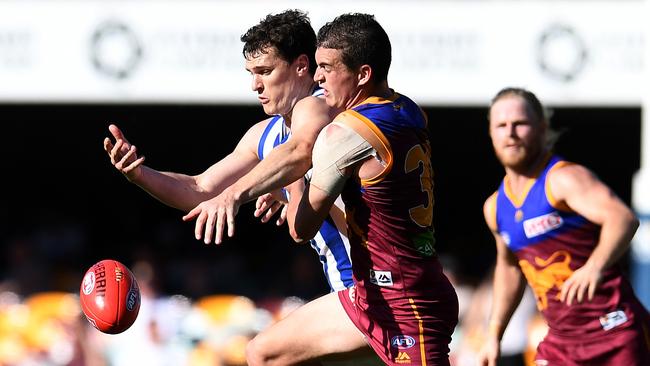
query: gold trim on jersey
[
  {"left": 353, "top": 92, "right": 399, "bottom": 108},
  {"left": 545, "top": 160, "right": 574, "bottom": 212},
  {"left": 503, "top": 153, "right": 552, "bottom": 208}
]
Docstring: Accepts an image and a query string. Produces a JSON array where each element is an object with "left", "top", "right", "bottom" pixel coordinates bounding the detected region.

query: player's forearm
[
  {"left": 587, "top": 212, "right": 639, "bottom": 271},
  {"left": 286, "top": 179, "right": 309, "bottom": 243},
  {"left": 131, "top": 165, "right": 214, "bottom": 211},
  {"left": 230, "top": 140, "right": 312, "bottom": 204},
  {"left": 488, "top": 263, "right": 526, "bottom": 340}
]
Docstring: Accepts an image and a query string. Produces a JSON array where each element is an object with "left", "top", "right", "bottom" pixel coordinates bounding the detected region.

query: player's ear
[
  {"left": 357, "top": 64, "right": 372, "bottom": 87},
  {"left": 295, "top": 54, "right": 310, "bottom": 76}
]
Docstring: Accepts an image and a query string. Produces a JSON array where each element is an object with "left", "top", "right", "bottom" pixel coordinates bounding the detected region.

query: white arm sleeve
[{"left": 310, "top": 122, "right": 376, "bottom": 195}]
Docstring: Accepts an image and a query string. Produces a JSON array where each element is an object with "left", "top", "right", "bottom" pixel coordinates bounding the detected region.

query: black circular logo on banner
[
  {"left": 536, "top": 24, "right": 588, "bottom": 83},
  {"left": 90, "top": 21, "right": 143, "bottom": 80}
]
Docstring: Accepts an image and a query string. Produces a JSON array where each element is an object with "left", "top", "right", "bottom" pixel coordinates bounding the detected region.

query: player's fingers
[
  {"left": 104, "top": 137, "right": 114, "bottom": 153},
  {"left": 277, "top": 205, "right": 288, "bottom": 226},
  {"left": 226, "top": 207, "right": 236, "bottom": 238},
  {"left": 215, "top": 210, "right": 225, "bottom": 244},
  {"left": 110, "top": 140, "right": 125, "bottom": 164},
  {"left": 182, "top": 207, "right": 199, "bottom": 222},
  {"left": 203, "top": 211, "right": 217, "bottom": 245},
  {"left": 576, "top": 281, "right": 588, "bottom": 303},
  {"left": 109, "top": 124, "right": 128, "bottom": 143},
  {"left": 256, "top": 195, "right": 267, "bottom": 210},
  {"left": 194, "top": 210, "right": 207, "bottom": 241},
  {"left": 565, "top": 281, "right": 579, "bottom": 306},
  {"left": 588, "top": 280, "right": 597, "bottom": 301},
  {"left": 262, "top": 202, "right": 280, "bottom": 223},
  {"left": 254, "top": 199, "right": 270, "bottom": 218},
  {"left": 124, "top": 156, "right": 145, "bottom": 173},
  {"left": 559, "top": 275, "right": 576, "bottom": 302}
]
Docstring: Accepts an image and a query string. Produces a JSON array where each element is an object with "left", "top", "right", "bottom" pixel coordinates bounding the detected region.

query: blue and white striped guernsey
[{"left": 257, "top": 88, "right": 353, "bottom": 292}]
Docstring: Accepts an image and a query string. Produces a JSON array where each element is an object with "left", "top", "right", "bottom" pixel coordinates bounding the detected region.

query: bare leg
[{"left": 246, "top": 291, "right": 370, "bottom": 365}]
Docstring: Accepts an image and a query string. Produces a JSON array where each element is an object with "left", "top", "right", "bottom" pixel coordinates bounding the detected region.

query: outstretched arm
[
  {"left": 549, "top": 164, "right": 639, "bottom": 305},
  {"left": 104, "top": 122, "right": 264, "bottom": 212},
  {"left": 184, "top": 97, "right": 336, "bottom": 244},
  {"left": 477, "top": 195, "right": 527, "bottom": 366}
]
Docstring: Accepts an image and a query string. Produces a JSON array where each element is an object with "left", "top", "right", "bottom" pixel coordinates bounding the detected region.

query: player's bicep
[{"left": 484, "top": 193, "right": 518, "bottom": 265}]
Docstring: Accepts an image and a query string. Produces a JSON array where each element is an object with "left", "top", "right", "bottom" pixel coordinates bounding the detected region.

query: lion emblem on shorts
[{"left": 519, "top": 250, "right": 573, "bottom": 311}]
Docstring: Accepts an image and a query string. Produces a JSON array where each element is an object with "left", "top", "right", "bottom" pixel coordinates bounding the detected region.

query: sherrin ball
[{"left": 79, "top": 259, "right": 141, "bottom": 334}]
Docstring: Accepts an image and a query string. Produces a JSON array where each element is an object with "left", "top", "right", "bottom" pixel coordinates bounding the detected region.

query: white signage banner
[{"left": 0, "top": 1, "right": 644, "bottom": 105}]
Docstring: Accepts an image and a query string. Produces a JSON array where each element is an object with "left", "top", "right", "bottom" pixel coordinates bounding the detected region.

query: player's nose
[
  {"left": 314, "top": 67, "right": 324, "bottom": 83},
  {"left": 251, "top": 74, "right": 263, "bottom": 92}
]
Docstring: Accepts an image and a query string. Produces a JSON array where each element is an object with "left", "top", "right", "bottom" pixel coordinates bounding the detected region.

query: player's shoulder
[
  {"left": 292, "top": 96, "right": 333, "bottom": 133},
  {"left": 483, "top": 191, "right": 499, "bottom": 230},
  {"left": 295, "top": 95, "right": 328, "bottom": 111},
  {"left": 547, "top": 161, "right": 593, "bottom": 188}
]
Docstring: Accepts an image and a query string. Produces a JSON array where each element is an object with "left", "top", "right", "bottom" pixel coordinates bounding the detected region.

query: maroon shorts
[
  {"left": 338, "top": 286, "right": 458, "bottom": 366},
  {"left": 535, "top": 319, "right": 650, "bottom": 365}
]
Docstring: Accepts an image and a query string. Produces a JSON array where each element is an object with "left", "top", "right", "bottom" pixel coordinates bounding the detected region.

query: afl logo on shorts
[
  {"left": 82, "top": 271, "right": 96, "bottom": 295},
  {"left": 391, "top": 335, "right": 416, "bottom": 349}
]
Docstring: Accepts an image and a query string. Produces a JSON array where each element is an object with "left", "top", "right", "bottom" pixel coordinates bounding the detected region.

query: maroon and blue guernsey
[
  {"left": 490, "top": 154, "right": 650, "bottom": 364},
  {"left": 335, "top": 92, "right": 458, "bottom": 366}
]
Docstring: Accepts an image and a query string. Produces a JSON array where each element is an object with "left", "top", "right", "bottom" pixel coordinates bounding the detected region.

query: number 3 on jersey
[{"left": 405, "top": 142, "right": 434, "bottom": 227}]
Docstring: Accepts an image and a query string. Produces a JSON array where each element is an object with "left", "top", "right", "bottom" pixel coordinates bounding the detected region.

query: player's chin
[
  {"left": 497, "top": 153, "right": 526, "bottom": 169},
  {"left": 261, "top": 104, "right": 278, "bottom": 116}
]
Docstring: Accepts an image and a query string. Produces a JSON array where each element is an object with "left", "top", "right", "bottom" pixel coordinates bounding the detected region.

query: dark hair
[
  {"left": 488, "top": 87, "right": 547, "bottom": 124},
  {"left": 241, "top": 9, "right": 317, "bottom": 75},
  {"left": 316, "top": 13, "right": 391, "bottom": 84}
]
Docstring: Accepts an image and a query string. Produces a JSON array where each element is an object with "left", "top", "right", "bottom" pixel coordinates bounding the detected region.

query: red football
[{"left": 80, "top": 259, "right": 141, "bottom": 334}]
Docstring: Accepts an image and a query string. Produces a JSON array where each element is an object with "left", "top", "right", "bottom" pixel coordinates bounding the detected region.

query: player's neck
[
  {"left": 504, "top": 150, "right": 550, "bottom": 194},
  {"left": 347, "top": 81, "right": 391, "bottom": 109},
  {"left": 282, "top": 81, "right": 319, "bottom": 127}
]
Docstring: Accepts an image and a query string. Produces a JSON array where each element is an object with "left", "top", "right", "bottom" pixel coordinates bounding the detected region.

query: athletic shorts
[
  {"left": 338, "top": 285, "right": 458, "bottom": 366},
  {"left": 535, "top": 318, "right": 650, "bottom": 366}
]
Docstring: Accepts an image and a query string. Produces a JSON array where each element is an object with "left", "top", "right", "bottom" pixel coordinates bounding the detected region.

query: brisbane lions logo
[{"left": 519, "top": 250, "right": 573, "bottom": 311}]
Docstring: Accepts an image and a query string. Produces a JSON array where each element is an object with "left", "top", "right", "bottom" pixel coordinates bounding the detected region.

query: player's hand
[
  {"left": 182, "top": 187, "right": 241, "bottom": 245},
  {"left": 559, "top": 261, "right": 602, "bottom": 305},
  {"left": 254, "top": 190, "right": 288, "bottom": 226},
  {"left": 103, "top": 124, "right": 145, "bottom": 181},
  {"left": 476, "top": 336, "right": 500, "bottom": 366}
]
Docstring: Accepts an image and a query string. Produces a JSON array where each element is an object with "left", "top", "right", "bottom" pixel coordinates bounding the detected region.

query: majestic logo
[
  {"left": 391, "top": 335, "right": 416, "bottom": 349},
  {"left": 519, "top": 250, "right": 573, "bottom": 310},
  {"left": 395, "top": 351, "right": 411, "bottom": 364},
  {"left": 82, "top": 271, "right": 96, "bottom": 295},
  {"left": 523, "top": 212, "right": 563, "bottom": 238},
  {"left": 599, "top": 310, "right": 628, "bottom": 331},
  {"left": 369, "top": 269, "right": 393, "bottom": 287}
]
